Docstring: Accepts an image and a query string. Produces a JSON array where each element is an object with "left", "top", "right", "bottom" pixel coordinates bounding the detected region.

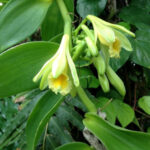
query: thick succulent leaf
[
  {"left": 83, "top": 113, "right": 150, "bottom": 150},
  {"left": 0, "top": 0, "right": 52, "bottom": 51},
  {"left": 26, "top": 91, "right": 64, "bottom": 150},
  {"left": 55, "top": 142, "right": 93, "bottom": 150},
  {"left": 0, "top": 42, "right": 59, "bottom": 98}
]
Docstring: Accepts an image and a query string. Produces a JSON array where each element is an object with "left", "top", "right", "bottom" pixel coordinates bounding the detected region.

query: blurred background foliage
[{"left": 0, "top": 0, "right": 150, "bottom": 149}]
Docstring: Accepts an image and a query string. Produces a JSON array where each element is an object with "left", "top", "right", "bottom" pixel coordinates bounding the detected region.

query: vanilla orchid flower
[
  {"left": 33, "top": 34, "right": 79, "bottom": 95},
  {"left": 87, "top": 15, "right": 135, "bottom": 58}
]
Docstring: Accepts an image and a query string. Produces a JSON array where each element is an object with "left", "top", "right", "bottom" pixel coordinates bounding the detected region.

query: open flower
[
  {"left": 87, "top": 15, "right": 135, "bottom": 58},
  {"left": 33, "top": 34, "right": 79, "bottom": 95}
]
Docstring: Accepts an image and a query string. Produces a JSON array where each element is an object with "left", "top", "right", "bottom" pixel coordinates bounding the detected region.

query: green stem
[
  {"left": 56, "top": 0, "right": 72, "bottom": 51},
  {"left": 56, "top": 0, "right": 71, "bottom": 36},
  {"left": 43, "top": 123, "right": 48, "bottom": 150},
  {"left": 74, "top": 18, "right": 87, "bottom": 36},
  {"left": 76, "top": 86, "right": 97, "bottom": 113},
  {"left": 56, "top": 0, "right": 96, "bottom": 113}
]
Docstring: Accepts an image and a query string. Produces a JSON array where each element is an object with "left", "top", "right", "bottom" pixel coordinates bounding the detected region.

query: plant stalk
[{"left": 76, "top": 86, "right": 97, "bottom": 113}]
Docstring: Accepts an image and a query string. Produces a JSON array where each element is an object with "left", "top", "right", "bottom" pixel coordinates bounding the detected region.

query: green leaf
[
  {"left": 79, "top": 67, "right": 99, "bottom": 88},
  {"left": 135, "top": 29, "right": 150, "bottom": 42},
  {"left": 83, "top": 113, "right": 150, "bottom": 150},
  {"left": 138, "top": 96, "right": 150, "bottom": 115},
  {"left": 112, "top": 100, "right": 135, "bottom": 127},
  {"left": 49, "top": 33, "right": 63, "bottom": 43},
  {"left": 119, "top": 4, "right": 150, "bottom": 29},
  {"left": 130, "top": 0, "right": 150, "bottom": 11},
  {"left": 55, "top": 142, "right": 93, "bottom": 150},
  {"left": 130, "top": 30, "right": 150, "bottom": 68},
  {"left": 0, "top": 0, "right": 52, "bottom": 51},
  {"left": 96, "top": 97, "right": 116, "bottom": 124},
  {"left": 26, "top": 91, "right": 64, "bottom": 150},
  {"left": 0, "top": 42, "right": 59, "bottom": 98},
  {"left": 65, "top": 96, "right": 87, "bottom": 112},
  {"left": 48, "top": 117, "right": 74, "bottom": 144},
  {"left": 41, "top": 0, "right": 74, "bottom": 41},
  {"left": 0, "top": 89, "right": 45, "bottom": 149},
  {"left": 110, "top": 49, "right": 131, "bottom": 71},
  {"left": 96, "top": 97, "right": 134, "bottom": 127},
  {"left": 77, "top": 0, "right": 107, "bottom": 18},
  {"left": 56, "top": 105, "right": 84, "bottom": 131}
]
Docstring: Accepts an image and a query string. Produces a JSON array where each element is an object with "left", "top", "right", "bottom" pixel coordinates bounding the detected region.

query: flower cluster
[{"left": 34, "top": 15, "right": 135, "bottom": 97}]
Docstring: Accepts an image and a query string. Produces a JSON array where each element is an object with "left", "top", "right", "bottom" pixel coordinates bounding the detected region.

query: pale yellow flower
[
  {"left": 87, "top": 15, "right": 135, "bottom": 58},
  {"left": 33, "top": 34, "right": 79, "bottom": 95}
]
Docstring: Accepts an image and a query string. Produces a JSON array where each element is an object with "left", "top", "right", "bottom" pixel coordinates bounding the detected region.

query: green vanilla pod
[
  {"left": 98, "top": 74, "right": 110, "bottom": 93},
  {"left": 85, "top": 36, "right": 98, "bottom": 56},
  {"left": 93, "top": 53, "right": 106, "bottom": 75},
  {"left": 106, "top": 66, "right": 126, "bottom": 96}
]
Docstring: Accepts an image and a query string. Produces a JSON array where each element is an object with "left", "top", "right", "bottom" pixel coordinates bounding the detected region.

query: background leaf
[
  {"left": 78, "top": 67, "right": 99, "bottom": 89},
  {"left": 110, "top": 49, "right": 131, "bottom": 71},
  {"left": 0, "top": 89, "right": 45, "bottom": 149},
  {"left": 130, "top": 30, "right": 150, "bottom": 68},
  {"left": 96, "top": 97, "right": 135, "bottom": 127},
  {"left": 112, "top": 100, "right": 135, "bottom": 127},
  {"left": 138, "top": 96, "right": 150, "bottom": 115},
  {"left": 77, "top": 0, "right": 107, "bottom": 18},
  {"left": 119, "top": 0, "right": 150, "bottom": 30}
]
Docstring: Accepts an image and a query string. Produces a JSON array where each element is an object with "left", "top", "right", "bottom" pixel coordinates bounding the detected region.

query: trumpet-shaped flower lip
[
  {"left": 48, "top": 72, "right": 72, "bottom": 95},
  {"left": 109, "top": 38, "right": 121, "bottom": 58}
]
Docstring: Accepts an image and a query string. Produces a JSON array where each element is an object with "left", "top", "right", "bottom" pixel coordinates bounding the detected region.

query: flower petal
[
  {"left": 33, "top": 56, "right": 54, "bottom": 82},
  {"left": 52, "top": 35, "right": 68, "bottom": 78},
  {"left": 88, "top": 15, "right": 135, "bottom": 37},
  {"left": 114, "top": 29, "right": 132, "bottom": 51},
  {"left": 66, "top": 49, "right": 79, "bottom": 87}
]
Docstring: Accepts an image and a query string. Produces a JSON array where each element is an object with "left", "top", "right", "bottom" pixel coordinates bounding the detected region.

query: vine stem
[
  {"left": 56, "top": 0, "right": 97, "bottom": 113},
  {"left": 74, "top": 18, "right": 87, "bottom": 36},
  {"left": 76, "top": 86, "right": 97, "bottom": 113},
  {"left": 42, "top": 123, "right": 48, "bottom": 150},
  {"left": 56, "top": 0, "right": 71, "bottom": 36}
]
